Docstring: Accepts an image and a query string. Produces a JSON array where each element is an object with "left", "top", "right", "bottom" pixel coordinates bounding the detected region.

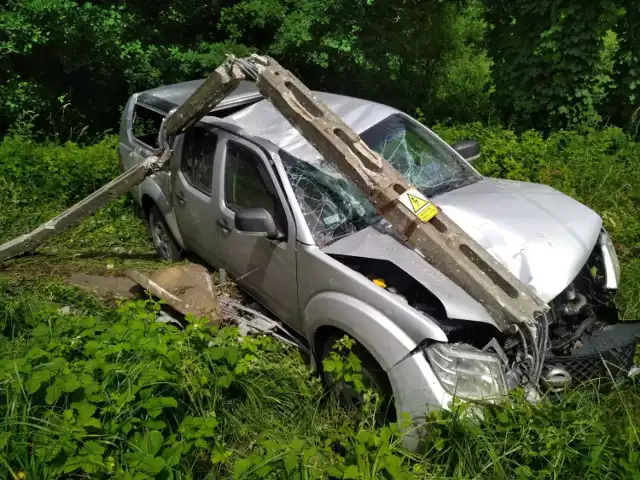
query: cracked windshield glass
[{"left": 282, "top": 113, "right": 480, "bottom": 246}]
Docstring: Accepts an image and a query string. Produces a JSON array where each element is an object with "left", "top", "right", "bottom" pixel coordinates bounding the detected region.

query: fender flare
[
  {"left": 139, "top": 178, "right": 186, "bottom": 249},
  {"left": 302, "top": 291, "right": 447, "bottom": 371}
]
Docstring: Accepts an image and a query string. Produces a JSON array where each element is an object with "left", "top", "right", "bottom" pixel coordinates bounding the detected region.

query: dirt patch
[{"left": 66, "top": 273, "right": 142, "bottom": 301}]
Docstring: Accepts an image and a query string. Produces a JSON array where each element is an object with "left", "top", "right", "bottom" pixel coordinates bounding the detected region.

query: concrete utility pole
[
  {"left": 0, "top": 54, "right": 549, "bottom": 380},
  {"left": 0, "top": 59, "right": 244, "bottom": 265}
]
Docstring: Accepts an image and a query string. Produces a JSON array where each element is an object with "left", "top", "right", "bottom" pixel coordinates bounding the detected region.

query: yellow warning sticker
[
  {"left": 398, "top": 188, "right": 439, "bottom": 223},
  {"left": 408, "top": 193, "right": 428, "bottom": 212}
]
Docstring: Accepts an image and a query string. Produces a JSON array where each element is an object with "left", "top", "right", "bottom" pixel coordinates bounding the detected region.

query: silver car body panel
[
  {"left": 225, "top": 91, "right": 399, "bottom": 168},
  {"left": 118, "top": 79, "right": 614, "bottom": 424},
  {"left": 297, "top": 244, "right": 448, "bottom": 357},
  {"left": 434, "top": 178, "right": 603, "bottom": 301},
  {"left": 141, "top": 79, "right": 263, "bottom": 113}
]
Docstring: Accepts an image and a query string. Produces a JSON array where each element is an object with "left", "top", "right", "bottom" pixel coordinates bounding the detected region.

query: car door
[
  {"left": 213, "top": 136, "right": 299, "bottom": 323},
  {"left": 172, "top": 126, "right": 221, "bottom": 267}
]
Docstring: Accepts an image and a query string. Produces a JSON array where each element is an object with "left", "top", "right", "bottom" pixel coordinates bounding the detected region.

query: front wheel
[
  {"left": 320, "top": 334, "right": 396, "bottom": 424},
  {"left": 148, "top": 205, "right": 183, "bottom": 262}
]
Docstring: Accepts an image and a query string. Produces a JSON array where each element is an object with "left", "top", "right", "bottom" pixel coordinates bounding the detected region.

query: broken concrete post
[
  {"left": 0, "top": 60, "right": 246, "bottom": 264},
  {"left": 125, "top": 264, "right": 220, "bottom": 323},
  {"left": 0, "top": 148, "right": 172, "bottom": 264},
  {"left": 162, "top": 59, "right": 245, "bottom": 137},
  {"left": 249, "top": 55, "right": 549, "bottom": 333}
]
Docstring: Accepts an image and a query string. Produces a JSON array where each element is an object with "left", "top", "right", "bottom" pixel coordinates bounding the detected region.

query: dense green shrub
[
  {"left": 610, "top": 0, "right": 640, "bottom": 128},
  {"left": 1, "top": 280, "right": 639, "bottom": 479},
  {"left": 0, "top": 282, "right": 425, "bottom": 479},
  {"left": 0, "top": 135, "right": 118, "bottom": 204},
  {"left": 0, "top": 134, "right": 121, "bottom": 247},
  {"left": 417, "top": 385, "right": 640, "bottom": 479},
  {"left": 0, "top": 0, "right": 492, "bottom": 139},
  {"left": 2, "top": 0, "right": 640, "bottom": 137},
  {"left": 484, "top": 0, "right": 622, "bottom": 130},
  {"left": 220, "top": 0, "right": 486, "bottom": 124},
  {"left": 0, "top": 0, "right": 251, "bottom": 138}
]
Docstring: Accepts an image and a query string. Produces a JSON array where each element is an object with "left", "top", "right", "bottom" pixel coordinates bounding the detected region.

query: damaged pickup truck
[{"left": 119, "top": 78, "right": 639, "bottom": 421}]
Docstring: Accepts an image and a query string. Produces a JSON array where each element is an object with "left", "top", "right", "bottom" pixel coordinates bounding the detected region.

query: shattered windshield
[{"left": 282, "top": 113, "right": 481, "bottom": 246}]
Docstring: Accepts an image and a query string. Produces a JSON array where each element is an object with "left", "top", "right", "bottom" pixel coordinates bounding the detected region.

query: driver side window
[{"left": 224, "top": 142, "right": 278, "bottom": 217}]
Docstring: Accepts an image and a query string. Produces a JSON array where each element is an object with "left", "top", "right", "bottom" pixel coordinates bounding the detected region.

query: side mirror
[
  {"left": 452, "top": 139, "right": 481, "bottom": 162},
  {"left": 234, "top": 208, "right": 280, "bottom": 240}
]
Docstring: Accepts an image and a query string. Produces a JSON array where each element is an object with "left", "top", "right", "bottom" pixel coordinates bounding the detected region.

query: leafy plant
[
  {"left": 484, "top": 0, "right": 623, "bottom": 130},
  {"left": 322, "top": 336, "right": 365, "bottom": 394},
  {"left": 610, "top": 0, "right": 640, "bottom": 128},
  {"left": 0, "top": 292, "right": 284, "bottom": 478}
]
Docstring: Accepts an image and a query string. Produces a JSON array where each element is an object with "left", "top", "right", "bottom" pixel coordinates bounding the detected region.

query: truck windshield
[{"left": 281, "top": 113, "right": 480, "bottom": 246}]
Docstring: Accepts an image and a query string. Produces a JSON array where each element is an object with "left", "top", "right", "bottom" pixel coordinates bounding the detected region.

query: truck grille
[{"left": 543, "top": 322, "right": 639, "bottom": 383}]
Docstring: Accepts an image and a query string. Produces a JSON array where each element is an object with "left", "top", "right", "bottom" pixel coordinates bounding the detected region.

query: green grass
[{"left": 1, "top": 126, "right": 639, "bottom": 478}]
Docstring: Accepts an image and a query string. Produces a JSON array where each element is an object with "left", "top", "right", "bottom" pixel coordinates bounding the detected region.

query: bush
[
  {"left": 0, "top": 282, "right": 425, "bottom": 479},
  {"left": 0, "top": 134, "right": 124, "bottom": 250},
  {"left": 0, "top": 279, "right": 638, "bottom": 479},
  {"left": 417, "top": 386, "right": 640, "bottom": 479},
  {"left": 1, "top": 124, "right": 639, "bottom": 478}
]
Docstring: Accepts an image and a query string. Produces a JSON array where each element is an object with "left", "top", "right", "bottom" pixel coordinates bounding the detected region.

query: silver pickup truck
[{"left": 119, "top": 80, "right": 637, "bottom": 423}]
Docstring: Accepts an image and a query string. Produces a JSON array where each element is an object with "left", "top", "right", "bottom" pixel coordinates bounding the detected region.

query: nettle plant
[
  {"left": 0, "top": 298, "right": 278, "bottom": 479},
  {"left": 321, "top": 336, "right": 365, "bottom": 393}
]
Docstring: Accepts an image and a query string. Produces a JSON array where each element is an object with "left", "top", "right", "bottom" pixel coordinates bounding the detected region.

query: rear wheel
[
  {"left": 148, "top": 205, "right": 183, "bottom": 262},
  {"left": 320, "top": 334, "right": 396, "bottom": 423}
]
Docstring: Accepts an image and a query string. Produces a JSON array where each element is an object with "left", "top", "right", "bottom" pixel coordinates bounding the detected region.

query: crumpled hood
[{"left": 433, "top": 178, "right": 602, "bottom": 301}]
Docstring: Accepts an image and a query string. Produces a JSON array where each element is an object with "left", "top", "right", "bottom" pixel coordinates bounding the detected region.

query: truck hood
[
  {"left": 433, "top": 178, "right": 602, "bottom": 301},
  {"left": 326, "top": 178, "right": 602, "bottom": 307}
]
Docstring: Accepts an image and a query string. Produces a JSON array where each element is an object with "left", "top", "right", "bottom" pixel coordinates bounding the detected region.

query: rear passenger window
[
  {"left": 182, "top": 128, "right": 218, "bottom": 195},
  {"left": 132, "top": 105, "right": 165, "bottom": 148}
]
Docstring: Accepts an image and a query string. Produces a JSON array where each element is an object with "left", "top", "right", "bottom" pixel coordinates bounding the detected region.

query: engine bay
[{"left": 330, "top": 243, "right": 636, "bottom": 393}]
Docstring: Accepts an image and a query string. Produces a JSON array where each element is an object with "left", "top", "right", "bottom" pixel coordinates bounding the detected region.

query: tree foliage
[
  {"left": 0, "top": 0, "right": 488, "bottom": 139},
  {"left": 0, "top": 0, "right": 251, "bottom": 137},
  {"left": 0, "top": 0, "right": 638, "bottom": 137},
  {"left": 484, "top": 0, "right": 623, "bottom": 130},
  {"left": 610, "top": 0, "right": 640, "bottom": 127},
  {"left": 222, "top": 0, "right": 474, "bottom": 120}
]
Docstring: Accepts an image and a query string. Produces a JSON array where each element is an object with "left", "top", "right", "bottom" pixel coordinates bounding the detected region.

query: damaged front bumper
[
  {"left": 391, "top": 321, "right": 639, "bottom": 426},
  {"left": 541, "top": 321, "right": 640, "bottom": 391},
  {"left": 389, "top": 228, "right": 635, "bottom": 446}
]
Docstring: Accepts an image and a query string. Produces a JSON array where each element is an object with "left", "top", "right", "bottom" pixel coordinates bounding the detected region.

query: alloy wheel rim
[{"left": 152, "top": 220, "right": 171, "bottom": 259}]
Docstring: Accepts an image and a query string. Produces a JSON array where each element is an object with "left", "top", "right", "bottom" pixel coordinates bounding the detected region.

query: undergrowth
[
  {"left": 0, "top": 281, "right": 638, "bottom": 479},
  {"left": 1, "top": 125, "right": 640, "bottom": 478}
]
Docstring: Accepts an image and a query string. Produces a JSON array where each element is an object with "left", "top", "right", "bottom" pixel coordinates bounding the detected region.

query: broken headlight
[
  {"left": 426, "top": 343, "right": 507, "bottom": 401},
  {"left": 600, "top": 231, "right": 620, "bottom": 289}
]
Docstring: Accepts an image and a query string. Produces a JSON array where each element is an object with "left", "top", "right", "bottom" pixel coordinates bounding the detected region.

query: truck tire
[
  {"left": 148, "top": 204, "right": 183, "bottom": 262},
  {"left": 320, "top": 333, "right": 396, "bottom": 423}
]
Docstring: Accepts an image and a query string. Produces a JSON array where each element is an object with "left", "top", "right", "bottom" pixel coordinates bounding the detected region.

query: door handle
[
  {"left": 175, "top": 191, "right": 186, "bottom": 205},
  {"left": 216, "top": 218, "right": 231, "bottom": 232}
]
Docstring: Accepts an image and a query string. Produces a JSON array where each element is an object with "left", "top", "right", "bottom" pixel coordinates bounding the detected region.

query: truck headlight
[
  {"left": 426, "top": 343, "right": 507, "bottom": 401},
  {"left": 600, "top": 231, "right": 620, "bottom": 289}
]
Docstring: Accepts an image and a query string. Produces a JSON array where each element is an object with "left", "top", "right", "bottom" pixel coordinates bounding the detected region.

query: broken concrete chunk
[{"left": 125, "top": 264, "right": 220, "bottom": 323}]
